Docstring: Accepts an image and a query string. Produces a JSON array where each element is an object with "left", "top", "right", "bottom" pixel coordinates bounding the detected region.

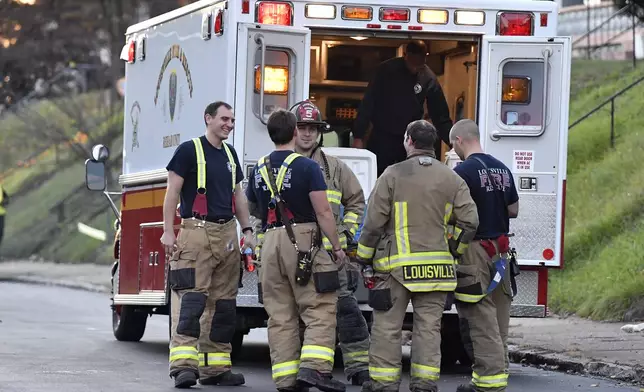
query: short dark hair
[
  {"left": 204, "top": 101, "right": 232, "bottom": 125},
  {"left": 405, "top": 40, "right": 427, "bottom": 56},
  {"left": 406, "top": 120, "right": 437, "bottom": 150},
  {"left": 267, "top": 109, "right": 297, "bottom": 145}
]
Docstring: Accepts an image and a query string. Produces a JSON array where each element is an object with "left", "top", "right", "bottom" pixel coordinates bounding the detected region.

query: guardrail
[{"left": 568, "top": 73, "right": 644, "bottom": 147}]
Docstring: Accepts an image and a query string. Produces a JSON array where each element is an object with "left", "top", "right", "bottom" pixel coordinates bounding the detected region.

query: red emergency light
[
  {"left": 256, "top": 1, "right": 293, "bottom": 26},
  {"left": 214, "top": 9, "right": 224, "bottom": 35},
  {"left": 127, "top": 41, "right": 135, "bottom": 64},
  {"left": 497, "top": 12, "right": 534, "bottom": 36},
  {"left": 380, "top": 8, "right": 410, "bottom": 22}
]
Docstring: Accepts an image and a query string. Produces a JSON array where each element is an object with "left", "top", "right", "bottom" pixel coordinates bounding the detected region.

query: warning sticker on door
[{"left": 513, "top": 150, "right": 534, "bottom": 172}]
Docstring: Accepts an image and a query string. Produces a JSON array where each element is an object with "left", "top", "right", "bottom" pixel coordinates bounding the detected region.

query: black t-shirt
[
  {"left": 166, "top": 135, "right": 244, "bottom": 219},
  {"left": 245, "top": 150, "right": 327, "bottom": 229},
  {"left": 453, "top": 153, "right": 519, "bottom": 239}
]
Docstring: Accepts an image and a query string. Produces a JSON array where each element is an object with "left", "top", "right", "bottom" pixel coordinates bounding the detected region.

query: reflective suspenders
[
  {"left": 190, "top": 137, "right": 238, "bottom": 218},
  {"left": 256, "top": 152, "right": 301, "bottom": 225}
]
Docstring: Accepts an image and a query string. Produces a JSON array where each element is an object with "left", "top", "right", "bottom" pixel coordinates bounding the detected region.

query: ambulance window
[
  {"left": 500, "top": 61, "right": 544, "bottom": 127},
  {"left": 253, "top": 50, "right": 290, "bottom": 116}
]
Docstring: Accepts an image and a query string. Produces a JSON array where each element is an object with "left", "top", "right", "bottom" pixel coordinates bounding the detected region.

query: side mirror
[
  {"left": 91, "top": 144, "right": 110, "bottom": 162},
  {"left": 85, "top": 159, "right": 106, "bottom": 192}
]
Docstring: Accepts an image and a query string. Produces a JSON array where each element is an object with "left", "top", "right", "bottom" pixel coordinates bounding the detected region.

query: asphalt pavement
[{"left": 0, "top": 282, "right": 639, "bottom": 392}]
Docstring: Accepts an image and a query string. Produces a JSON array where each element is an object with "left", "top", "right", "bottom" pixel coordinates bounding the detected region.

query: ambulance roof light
[
  {"left": 127, "top": 40, "right": 135, "bottom": 64},
  {"left": 305, "top": 4, "right": 336, "bottom": 19},
  {"left": 379, "top": 8, "right": 410, "bottom": 22},
  {"left": 256, "top": 1, "right": 293, "bottom": 26},
  {"left": 497, "top": 12, "right": 534, "bottom": 36},
  {"left": 454, "top": 10, "right": 485, "bottom": 26},
  {"left": 418, "top": 9, "right": 448, "bottom": 25}
]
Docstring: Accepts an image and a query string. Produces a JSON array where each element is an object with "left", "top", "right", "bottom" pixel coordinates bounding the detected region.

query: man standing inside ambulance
[
  {"left": 449, "top": 119, "right": 519, "bottom": 392},
  {"left": 161, "top": 101, "right": 255, "bottom": 389},
  {"left": 351, "top": 40, "right": 453, "bottom": 177}
]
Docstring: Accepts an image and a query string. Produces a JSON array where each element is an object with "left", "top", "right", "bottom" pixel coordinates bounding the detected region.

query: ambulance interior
[{"left": 306, "top": 31, "right": 480, "bottom": 158}]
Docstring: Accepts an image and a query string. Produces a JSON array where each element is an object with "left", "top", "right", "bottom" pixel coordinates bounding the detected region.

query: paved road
[{"left": 0, "top": 282, "right": 638, "bottom": 392}]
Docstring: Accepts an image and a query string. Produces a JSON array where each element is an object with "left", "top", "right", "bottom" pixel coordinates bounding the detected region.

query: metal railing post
[
  {"left": 632, "top": 2, "right": 637, "bottom": 69},
  {"left": 610, "top": 98, "right": 615, "bottom": 148}
]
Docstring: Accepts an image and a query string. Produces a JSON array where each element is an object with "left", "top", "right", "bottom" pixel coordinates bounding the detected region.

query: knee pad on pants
[
  {"left": 210, "top": 298, "right": 236, "bottom": 343},
  {"left": 177, "top": 292, "right": 207, "bottom": 338},
  {"left": 337, "top": 296, "right": 369, "bottom": 343}
]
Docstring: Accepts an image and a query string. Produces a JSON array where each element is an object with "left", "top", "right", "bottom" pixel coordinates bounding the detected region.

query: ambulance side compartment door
[
  {"left": 235, "top": 23, "right": 311, "bottom": 172},
  {"left": 478, "top": 36, "right": 572, "bottom": 268}
]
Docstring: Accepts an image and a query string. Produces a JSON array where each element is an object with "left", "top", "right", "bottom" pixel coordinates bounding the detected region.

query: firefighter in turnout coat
[
  {"left": 291, "top": 100, "right": 371, "bottom": 386},
  {"left": 357, "top": 120, "right": 479, "bottom": 392}
]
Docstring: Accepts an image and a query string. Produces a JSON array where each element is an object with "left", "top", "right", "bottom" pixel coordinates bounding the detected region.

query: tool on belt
[
  {"left": 345, "top": 232, "right": 375, "bottom": 289},
  {"left": 263, "top": 156, "right": 321, "bottom": 286},
  {"left": 471, "top": 156, "right": 520, "bottom": 298}
]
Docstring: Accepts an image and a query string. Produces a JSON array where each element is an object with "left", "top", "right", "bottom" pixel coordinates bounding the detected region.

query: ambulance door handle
[
  {"left": 538, "top": 48, "right": 551, "bottom": 137},
  {"left": 149, "top": 251, "right": 154, "bottom": 266},
  {"left": 254, "top": 34, "right": 268, "bottom": 125},
  {"left": 154, "top": 251, "right": 159, "bottom": 266}
]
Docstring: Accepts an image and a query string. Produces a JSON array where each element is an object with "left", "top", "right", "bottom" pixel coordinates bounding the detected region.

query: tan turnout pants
[
  {"left": 168, "top": 218, "right": 241, "bottom": 379},
  {"left": 261, "top": 223, "right": 340, "bottom": 390},
  {"left": 369, "top": 275, "right": 448, "bottom": 392},
  {"left": 456, "top": 241, "right": 512, "bottom": 391}
]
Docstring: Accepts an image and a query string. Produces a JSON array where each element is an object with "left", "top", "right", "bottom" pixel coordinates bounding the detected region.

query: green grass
[{"left": 548, "top": 60, "right": 644, "bottom": 321}]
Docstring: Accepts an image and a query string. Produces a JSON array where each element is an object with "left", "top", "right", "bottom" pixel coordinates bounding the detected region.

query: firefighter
[
  {"left": 291, "top": 100, "right": 371, "bottom": 386},
  {"left": 245, "top": 108, "right": 348, "bottom": 392},
  {"left": 352, "top": 40, "right": 453, "bottom": 177},
  {"left": 356, "top": 120, "right": 479, "bottom": 392},
  {"left": 449, "top": 119, "right": 519, "bottom": 392},
  {"left": 0, "top": 182, "right": 8, "bottom": 248},
  {"left": 161, "top": 101, "right": 256, "bottom": 389}
]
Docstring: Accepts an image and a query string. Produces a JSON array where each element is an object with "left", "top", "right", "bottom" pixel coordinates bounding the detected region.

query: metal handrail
[
  {"left": 572, "top": 4, "right": 632, "bottom": 47},
  {"left": 569, "top": 74, "right": 644, "bottom": 147}
]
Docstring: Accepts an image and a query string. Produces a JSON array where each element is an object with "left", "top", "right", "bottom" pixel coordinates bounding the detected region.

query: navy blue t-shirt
[
  {"left": 245, "top": 150, "right": 327, "bottom": 229},
  {"left": 453, "top": 153, "right": 519, "bottom": 239},
  {"left": 166, "top": 136, "right": 244, "bottom": 219}
]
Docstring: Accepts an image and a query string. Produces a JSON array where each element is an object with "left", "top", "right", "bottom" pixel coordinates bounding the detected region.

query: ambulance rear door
[
  {"left": 234, "top": 22, "right": 311, "bottom": 307},
  {"left": 234, "top": 23, "right": 311, "bottom": 176},
  {"left": 477, "top": 36, "right": 572, "bottom": 268}
]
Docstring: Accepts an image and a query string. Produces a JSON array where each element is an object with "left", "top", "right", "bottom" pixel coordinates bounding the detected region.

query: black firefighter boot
[
  {"left": 456, "top": 384, "right": 477, "bottom": 392},
  {"left": 351, "top": 370, "right": 370, "bottom": 386},
  {"left": 297, "top": 367, "right": 346, "bottom": 392},
  {"left": 199, "top": 370, "right": 246, "bottom": 386},
  {"left": 172, "top": 369, "right": 198, "bottom": 389}
]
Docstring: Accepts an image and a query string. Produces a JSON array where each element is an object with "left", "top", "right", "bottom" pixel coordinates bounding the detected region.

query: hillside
[{"left": 549, "top": 59, "right": 644, "bottom": 321}]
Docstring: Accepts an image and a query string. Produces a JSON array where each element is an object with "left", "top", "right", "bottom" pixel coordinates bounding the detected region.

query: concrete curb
[
  {"left": 509, "top": 344, "right": 644, "bottom": 386},
  {"left": 0, "top": 275, "right": 110, "bottom": 294}
]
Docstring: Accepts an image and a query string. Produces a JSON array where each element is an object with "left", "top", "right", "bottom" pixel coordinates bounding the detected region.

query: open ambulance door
[
  {"left": 478, "top": 36, "right": 572, "bottom": 268},
  {"left": 234, "top": 23, "right": 311, "bottom": 173}
]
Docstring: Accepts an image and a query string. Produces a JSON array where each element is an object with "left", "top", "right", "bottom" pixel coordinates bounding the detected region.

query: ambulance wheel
[{"left": 112, "top": 304, "right": 148, "bottom": 342}]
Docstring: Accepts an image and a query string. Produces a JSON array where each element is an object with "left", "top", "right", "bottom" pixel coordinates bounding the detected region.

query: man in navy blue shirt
[
  {"left": 161, "top": 101, "right": 255, "bottom": 389},
  {"left": 449, "top": 119, "right": 519, "bottom": 392},
  {"left": 246, "top": 109, "right": 347, "bottom": 392}
]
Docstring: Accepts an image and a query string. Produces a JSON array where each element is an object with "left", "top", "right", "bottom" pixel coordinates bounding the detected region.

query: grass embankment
[
  {"left": 549, "top": 60, "right": 644, "bottom": 321},
  {"left": 0, "top": 92, "right": 124, "bottom": 264}
]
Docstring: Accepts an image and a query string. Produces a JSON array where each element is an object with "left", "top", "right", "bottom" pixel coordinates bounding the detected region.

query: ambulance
[{"left": 84, "top": 0, "right": 571, "bottom": 366}]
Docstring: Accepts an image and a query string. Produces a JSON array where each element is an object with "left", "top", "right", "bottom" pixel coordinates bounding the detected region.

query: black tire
[{"left": 112, "top": 305, "right": 148, "bottom": 342}]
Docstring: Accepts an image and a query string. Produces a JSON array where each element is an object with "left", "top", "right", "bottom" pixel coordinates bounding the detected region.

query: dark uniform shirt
[
  {"left": 453, "top": 153, "right": 519, "bottom": 240},
  {"left": 352, "top": 56, "right": 453, "bottom": 153},
  {"left": 166, "top": 135, "right": 244, "bottom": 219},
  {"left": 245, "top": 150, "right": 327, "bottom": 229}
]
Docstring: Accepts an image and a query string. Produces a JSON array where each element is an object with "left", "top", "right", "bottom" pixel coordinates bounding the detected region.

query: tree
[{"left": 613, "top": 0, "right": 644, "bottom": 22}]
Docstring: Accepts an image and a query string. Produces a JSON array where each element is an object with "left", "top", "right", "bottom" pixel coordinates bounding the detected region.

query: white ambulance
[{"left": 84, "top": 0, "right": 571, "bottom": 365}]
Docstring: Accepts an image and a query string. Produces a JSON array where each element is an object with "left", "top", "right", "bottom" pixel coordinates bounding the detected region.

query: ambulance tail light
[
  {"left": 455, "top": 10, "right": 485, "bottom": 26},
  {"left": 256, "top": 1, "right": 294, "bottom": 26},
  {"left": 497, "top": 12, "right": 534, "bottom": 36},
  {"left": 254, "top": 65, "right": 289, "bottom": 95},
  {"left": 380, "top": 8, "right": 410, "bottom": 22},
  {"left": 214, "top": 9, "right": 224, "bottom": 36}
]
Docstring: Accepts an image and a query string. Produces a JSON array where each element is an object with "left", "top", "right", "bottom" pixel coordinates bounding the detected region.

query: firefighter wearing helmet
[
  {"left": 245, "top": 107, "right": 347, "bottom": 392},
  {"left": 290, "top": 100, "right": 371, "bottom": 386},
  {"left": 356, "top": 120, "right": 479, "bottom": 392}
]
